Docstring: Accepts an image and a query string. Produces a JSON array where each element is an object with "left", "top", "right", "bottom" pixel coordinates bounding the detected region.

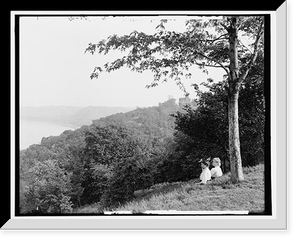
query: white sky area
[{"left": 20, "top": 16, "right": 226, "bottom": 108}]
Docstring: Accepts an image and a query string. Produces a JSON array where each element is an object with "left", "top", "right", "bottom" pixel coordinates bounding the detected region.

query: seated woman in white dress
[
  {"left": 199, "top": 160, "right": 211, "bottom": 184},
  {"left": 210, "top": 157, "right": 223, "bottom": 179}
]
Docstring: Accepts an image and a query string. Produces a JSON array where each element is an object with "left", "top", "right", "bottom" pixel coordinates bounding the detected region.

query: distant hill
[
  {"left": 91, "top": 98, "right": 182, "bottom": 139},
  {"left": 21, "top": 106, "right": 135, "bottom": 127}
]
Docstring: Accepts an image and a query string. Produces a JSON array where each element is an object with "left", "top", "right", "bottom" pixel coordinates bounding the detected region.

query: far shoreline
[
  {"left": 21, "top": 118, "right": 82, "bottom": 130},
  {"left": 20, "top": 119, "right": 81, "bottom": 150}
]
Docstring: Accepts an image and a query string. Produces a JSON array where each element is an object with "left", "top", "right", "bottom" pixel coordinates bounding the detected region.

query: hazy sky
[{"left": 20, "top": 16, "right": 225, "bottom": 107}]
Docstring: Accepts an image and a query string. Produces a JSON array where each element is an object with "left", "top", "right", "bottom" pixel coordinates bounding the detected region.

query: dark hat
[
  {"left": 200, "top": 160, "right": 209, "bottom": 166},
  {"left": 201, "top": 161, "right": 209, "bottom": 166}
]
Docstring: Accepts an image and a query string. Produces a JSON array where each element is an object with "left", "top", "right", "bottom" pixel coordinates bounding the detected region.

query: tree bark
[
  {"left": 228, "top": 88, "right": 244, "bottom": 182},
  {"left": 227, "top": 17, "right": 244, "bottom": 182}
]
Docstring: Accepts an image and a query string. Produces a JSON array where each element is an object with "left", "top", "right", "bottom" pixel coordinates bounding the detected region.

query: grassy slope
[{"left": 74, "top": 164, "right": 265, "bottom": 214}]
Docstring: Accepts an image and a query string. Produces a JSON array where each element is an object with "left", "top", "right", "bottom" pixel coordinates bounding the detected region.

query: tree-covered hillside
[
  {"left": 20, "top": 98, "right": 183, "bottom": 213},
  {"left": 20, "top": 77, "right": 265, "bottom": 214}
]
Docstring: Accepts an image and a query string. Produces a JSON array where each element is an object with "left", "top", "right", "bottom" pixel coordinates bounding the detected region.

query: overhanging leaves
[{"left": 85, "top": 16, "right": 264, "bottom": 91}]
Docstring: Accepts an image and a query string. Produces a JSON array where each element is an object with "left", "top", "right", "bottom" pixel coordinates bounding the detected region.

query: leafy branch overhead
[{"left": 85, "top": 16, "right": 264, "bottom": 92}]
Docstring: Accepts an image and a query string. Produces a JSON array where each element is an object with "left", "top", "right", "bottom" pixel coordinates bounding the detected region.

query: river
[{"left": 20, "top": 119, "right": 78, "bottom": 150}]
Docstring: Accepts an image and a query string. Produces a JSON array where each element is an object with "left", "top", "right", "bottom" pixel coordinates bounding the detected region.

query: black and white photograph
[{"left": 4, "top": 6, "right": 288, "bottom": 230}]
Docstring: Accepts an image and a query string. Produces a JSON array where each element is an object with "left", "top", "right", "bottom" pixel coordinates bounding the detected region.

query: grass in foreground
[{"left": 74, "top": 164, "right": 265, "bottom": 214}]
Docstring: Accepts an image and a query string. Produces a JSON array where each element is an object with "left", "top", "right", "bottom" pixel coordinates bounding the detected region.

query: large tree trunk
[
  {"left": 228, "top": 88, "right": 244, "bottom": 182},
  {"left": 228, "top": 17, "right": 244, "bottom": 182}
]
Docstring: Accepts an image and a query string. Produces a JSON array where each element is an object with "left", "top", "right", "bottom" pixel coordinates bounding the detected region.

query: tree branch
[
  {"left": 238, "top": 18, "right": 264, "bottom": 83},
  {"left": 195, "top": 52, "right": 230, "bottom": 76},
  {"left": 195, "top": 62, "right": 229, "bottom": 69},
  {"left": 205, "top": 34, "right": 228, "bottom": 43},
  {"left": 220, "top": 23, "right": 229, "bottom": 31}
]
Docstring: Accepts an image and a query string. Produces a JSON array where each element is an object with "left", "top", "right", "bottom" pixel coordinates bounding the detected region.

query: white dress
[
  {"left": 199, "top": 167, "right": 211, "bottom": 184},
  {"left": 210, "top": 166, "right": 223, "bottom": 178}
]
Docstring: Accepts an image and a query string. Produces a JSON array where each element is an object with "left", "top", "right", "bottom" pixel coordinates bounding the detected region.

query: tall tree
[
  {"left": 85, "top": 16, "right": 264, "bottom": 182},
  {"left": 224, "top": 17, "right": 264, "bottom": 182}
]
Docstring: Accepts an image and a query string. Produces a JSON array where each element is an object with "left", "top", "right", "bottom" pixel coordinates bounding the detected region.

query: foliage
[
  {"left": 85, "top": 16, "right": 264, "bottom": 93},
  {"left": 20, "top": 160, "right": 73, "bottom": 214},
  {"left": 20, "top": 100, "right": 181, "bottom": 213},
  {"left": 92, "top": 98, "right": 179, "bottom": 138},
  {"left": 20, "top": 126, "right": 88, "bottom": 212},
  {"left": 100, "top": 156, "right": 148, "bottom": 208},
  {"left": 80, "top": 124, "right": 139, "bottom": 204},
  {"left": 157, "top": 62, "right": 265, "bottom": 182}
]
